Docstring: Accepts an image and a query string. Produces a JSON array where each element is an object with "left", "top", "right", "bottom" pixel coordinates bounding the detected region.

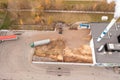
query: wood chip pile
[{"left": 34, "top": 38, "right": 92, "bottom": 63}]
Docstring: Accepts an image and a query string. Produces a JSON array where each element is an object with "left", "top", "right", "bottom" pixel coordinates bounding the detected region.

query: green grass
[
  {"left": 0, "top": 0, "right": 8, "bottom": 9},
  {"left": 63, "top": 1, "right": 98, "bottom": 10},
  {"left": 44, "top": 12, "right": 116, "bottom": 23},
  {"left": 63, "top": 1, "right": 97, "bottom": 5},
  {"left": 12, "top": 12, "right": 119, "bottom": 25},
  {"left": 0, "top": 13, "right": 12, "bottom": 29},
  {"left": 0, "top": 11, "right": 6, "bottom": 19},
  {"left": 0, "top": 0, "right": 7, "bottom": 3},
  {"left": 0, "top": 10, "right": 7, "bottom": 27},
  {"left": 4, "top": 12, "right": 119, "bottom": 30},
  {"left": 62, "top": 1, "right": 114, "bottom": 11}
]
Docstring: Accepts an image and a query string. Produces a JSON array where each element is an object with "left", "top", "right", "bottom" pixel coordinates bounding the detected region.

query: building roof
[{"left": 90, "top": 22, "right": 120, "bottom": 63}]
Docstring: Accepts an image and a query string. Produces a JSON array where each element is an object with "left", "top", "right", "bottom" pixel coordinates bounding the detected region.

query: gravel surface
[{"left": 0, "top": 30, "right": 120, "bottom": 80}]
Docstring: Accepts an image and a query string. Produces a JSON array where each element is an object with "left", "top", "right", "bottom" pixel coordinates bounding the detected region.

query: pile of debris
[{"left": 34, "top": 38, "right": 92, "bottom": 63}]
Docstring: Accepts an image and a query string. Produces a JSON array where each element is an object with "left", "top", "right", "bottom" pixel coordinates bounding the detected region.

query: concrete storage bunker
[
  {"left": 31, "top": 23, "right": 120, "bottom": 67},
  {"left": 31, "top": 27, "right": 94, "bottom": 65}
]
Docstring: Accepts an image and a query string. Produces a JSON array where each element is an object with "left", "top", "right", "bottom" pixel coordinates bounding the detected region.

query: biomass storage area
[
  {"left": 33, "top": 38, "right": 93, "bottom": 63},
  {"left": 31, "top": 28, "right": 93, "bottom": 64}
]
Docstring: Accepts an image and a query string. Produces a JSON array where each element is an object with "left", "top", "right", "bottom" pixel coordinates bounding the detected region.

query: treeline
[
  {"left": 1, "top": 0, "right": 115, "bottom": 12},
  {"left": 0, "top": 2, "right": 7, "bottom": 9},
  {"left": 43, "top": 0, "right": 115, "bottom": 12},
  {"left": 0, "top": 0, "right": 115, "bottom": 29}
]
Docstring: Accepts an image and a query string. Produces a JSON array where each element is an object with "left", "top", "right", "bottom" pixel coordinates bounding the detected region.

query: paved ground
[
  {"left": 0, "top": 30, "right": 120, "bottom": 80},
  {"left": 90, "top": 23, "right": 120, "bottom": 63},
  {"left": 33, "top": 28, "right": 91, "bottom": 48}
]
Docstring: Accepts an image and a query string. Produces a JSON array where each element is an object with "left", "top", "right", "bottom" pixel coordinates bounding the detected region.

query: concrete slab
[{"left": 90, "top": 23, "right": 120, "bottom": 63}]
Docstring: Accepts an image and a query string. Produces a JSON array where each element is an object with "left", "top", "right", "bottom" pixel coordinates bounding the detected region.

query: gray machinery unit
[{"left": 104, "top": 43, "right": 120, "bottom": 52}]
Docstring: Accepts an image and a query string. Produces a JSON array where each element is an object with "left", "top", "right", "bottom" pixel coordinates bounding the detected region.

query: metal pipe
[
  {"left": 31, "top": 39, "right": 50, "bottom": 47},
  {"left": 98, "top": 45, "right": 104, "bottom": 52}
]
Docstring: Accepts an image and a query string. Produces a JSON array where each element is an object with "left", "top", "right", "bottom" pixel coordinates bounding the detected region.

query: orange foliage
[
  {"left": 20, "top": 19, "right": 23, "bottom": 25},
  {"left": 45, "top": 0, "right": 50, "bottom": 5},
  {"left": 47, "top": 16, "right": 53, "bottom": 25},
  {"left": 35, "top": 15, "right": 41, "bottom": 23}
]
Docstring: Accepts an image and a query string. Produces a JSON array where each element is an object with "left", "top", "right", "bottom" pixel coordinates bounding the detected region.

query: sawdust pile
[{"left": 34, "top": 38, "right": 92, "bottom": 63}]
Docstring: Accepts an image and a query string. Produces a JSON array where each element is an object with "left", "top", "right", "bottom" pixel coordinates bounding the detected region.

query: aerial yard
[
  {"left": 0, "top": 27, "right": 120, "bottom": 80},
  {"left": 0, "top": 0, "right": 120, "bottom": 80}
]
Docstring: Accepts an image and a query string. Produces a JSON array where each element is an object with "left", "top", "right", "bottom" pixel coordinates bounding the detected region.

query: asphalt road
[{"left": 0, "top": 31, "right": 120, "bottom": 80}]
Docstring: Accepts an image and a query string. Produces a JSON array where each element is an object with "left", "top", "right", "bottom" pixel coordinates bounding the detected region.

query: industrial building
[{"left": 90, "top": 22, "right": 120, "bottom": 67}]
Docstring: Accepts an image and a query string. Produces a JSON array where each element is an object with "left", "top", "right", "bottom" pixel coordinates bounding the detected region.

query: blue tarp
[{"left": 80, "top": 23, "right": 89, "bottom": 28}]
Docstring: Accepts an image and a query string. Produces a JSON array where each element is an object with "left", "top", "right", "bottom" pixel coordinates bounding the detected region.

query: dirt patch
[{"left": 34, "top": 38, "right": 92, "bottom": 63}]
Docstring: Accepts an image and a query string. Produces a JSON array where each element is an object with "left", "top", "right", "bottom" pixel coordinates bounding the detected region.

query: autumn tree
[
  {"left": 32, "top": 3, "right": 44, "bottom": 24},
  {"left": 54, "top": 0, "right": 64, "bottom": 9},
  {"left": 47, "top": 16, "right": 53, "bottom": 25},
  {"left": 17, "top": 0, "right": 31, "bottom": 9}
]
